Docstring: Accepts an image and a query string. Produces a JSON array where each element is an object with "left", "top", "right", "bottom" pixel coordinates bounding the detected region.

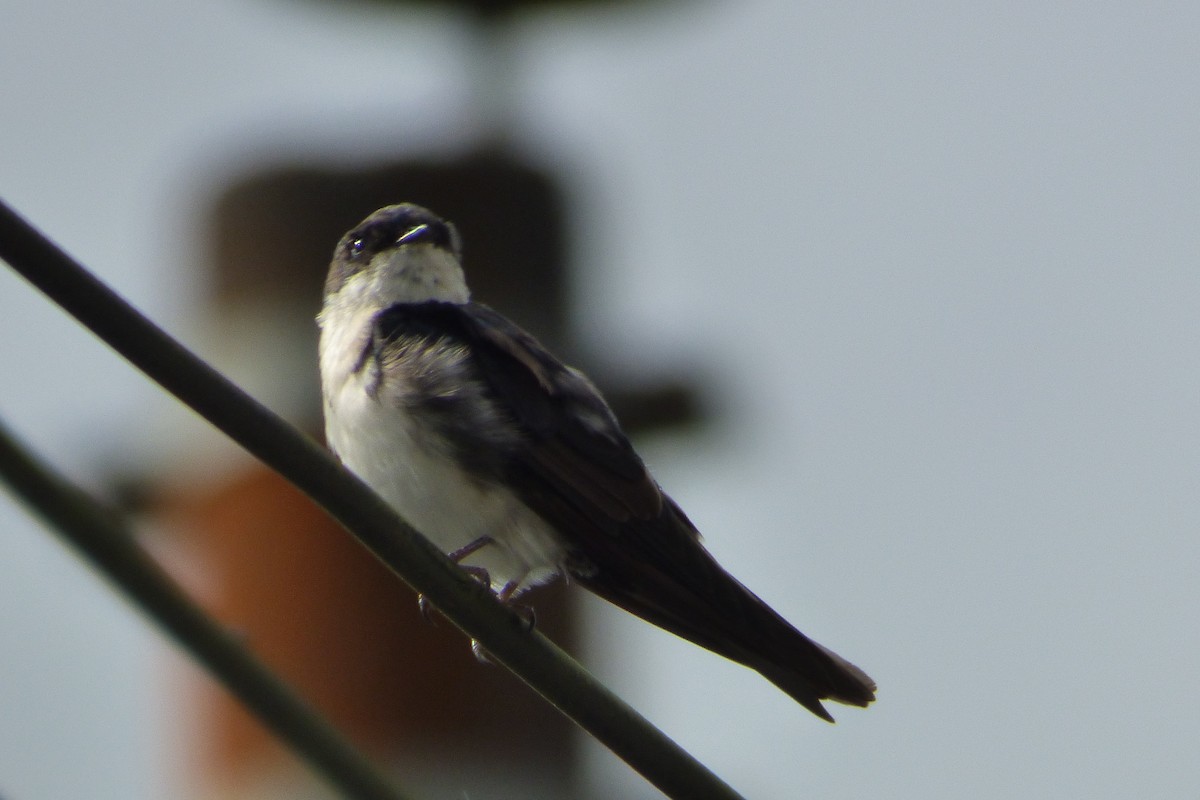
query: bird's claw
[{"left": 417, "top": 593, "right": 435, "bottom": 624}]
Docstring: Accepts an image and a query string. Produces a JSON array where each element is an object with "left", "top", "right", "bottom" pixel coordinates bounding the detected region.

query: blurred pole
[
  {"left": 148, "top": 2, "right": 702, "bottom": 797},
  {"left": 158, "top": 155, "right": 587, "bottom": 799}
]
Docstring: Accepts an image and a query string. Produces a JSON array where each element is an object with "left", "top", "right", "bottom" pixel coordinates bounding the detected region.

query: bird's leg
[
  {"left": 496, "top": 580, "right": 520, "bottom": 603},
  {"left": 418, "top": 537, "right": 536, "bottom": 659},
  {"left": 447, "top": 535, "right": 495, "bottom": 564},
  {"left": 418, "top": 535, "right": 497, "bottom": 621}
]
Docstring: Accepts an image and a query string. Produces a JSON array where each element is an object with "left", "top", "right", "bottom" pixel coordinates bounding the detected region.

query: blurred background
[{"left": 1, "top": 0, "right": 1199, "bottom": 798}]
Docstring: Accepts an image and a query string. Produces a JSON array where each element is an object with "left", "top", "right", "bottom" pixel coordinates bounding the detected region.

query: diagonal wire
[
  {"left": 0, "top": 198, "right": 746, "bottom": 800},
  {"left": 0, "top": 419, "right": 412, "bottom": 800}
]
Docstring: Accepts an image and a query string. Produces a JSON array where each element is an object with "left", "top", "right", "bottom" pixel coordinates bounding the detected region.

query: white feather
[{"left": 318, "top": 246, "right": 567, "bottom": 595}]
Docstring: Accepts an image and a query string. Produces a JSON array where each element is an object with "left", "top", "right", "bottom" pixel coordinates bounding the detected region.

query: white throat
[
  {"left": 314, "top": 241, "right": 568, "bottom": 597},
  {"left": 317, "top": 246, "right": 469, "bottom": 380}
]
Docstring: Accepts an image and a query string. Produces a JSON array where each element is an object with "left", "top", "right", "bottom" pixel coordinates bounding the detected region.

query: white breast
[{"left": 318, "top": 303, "right": 567, "bottom": 596}]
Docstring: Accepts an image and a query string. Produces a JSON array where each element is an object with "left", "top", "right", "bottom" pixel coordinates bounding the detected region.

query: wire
[{"left": 0, "top": 198, "right": 745, "bottom": 800}]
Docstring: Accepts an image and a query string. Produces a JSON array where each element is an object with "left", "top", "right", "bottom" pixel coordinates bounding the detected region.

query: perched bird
[{"left": 317, "top": 203, "right": 876, "bottom": 721}]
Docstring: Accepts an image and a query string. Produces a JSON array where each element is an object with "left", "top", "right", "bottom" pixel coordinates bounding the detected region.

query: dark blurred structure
[
  {"left": 207, "top": 151, "right": 701, "bottom": 433},
  {"left": 148, "top": 1, "right": 704, "bottom": 798},
  {"left": 304, "top": 0, "right": 659, "bottom": 18},
  {"left": 211, "top": 153, "right": 569, "bottom": 347}
]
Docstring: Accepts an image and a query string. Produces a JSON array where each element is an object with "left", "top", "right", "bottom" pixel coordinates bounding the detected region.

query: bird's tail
[
  {"left": 577, "top": 547, "right": 877, "bottom": 720},
  {"left": 568, "top": 498, "right": 876, "bottom": 720},
  {"left": 748, "top": 632, "right": 876, "bottom": 722}
]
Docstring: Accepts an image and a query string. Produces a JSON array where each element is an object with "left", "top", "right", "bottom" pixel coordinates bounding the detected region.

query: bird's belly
[{"left": 324, "top": 379, "right": 567, "bottom": 594}]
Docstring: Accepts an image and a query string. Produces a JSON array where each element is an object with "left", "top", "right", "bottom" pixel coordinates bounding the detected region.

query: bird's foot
[
  {"left": 497, "top": 580, "right": 537, "bottom": 632},
  {"left": 417, "top": 593, "right": 434, "bottom": 624},
  {"left": 415, "top": 539, "right": 536, "bottom": 645},
  {"left": 453, "top": 579, "right": 539, "bottom": 664}
]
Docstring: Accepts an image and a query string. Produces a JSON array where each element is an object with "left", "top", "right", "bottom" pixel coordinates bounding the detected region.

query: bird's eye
[{"left": 349, "top": 238, "right": 366, "bottom": 258}]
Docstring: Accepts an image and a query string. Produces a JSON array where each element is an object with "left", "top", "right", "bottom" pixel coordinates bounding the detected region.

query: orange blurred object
[{"left": 155, "top": 463, "right": 579, "bottom": 796}]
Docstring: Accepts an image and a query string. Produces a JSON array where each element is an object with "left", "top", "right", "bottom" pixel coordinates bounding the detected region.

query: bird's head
[{"left": 321, "top": 204, "right": 469, "bottom": 319}]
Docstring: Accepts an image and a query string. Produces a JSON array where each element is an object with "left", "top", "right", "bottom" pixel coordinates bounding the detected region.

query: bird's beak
[{"left": 396, "top": 224, "right": 430, "bottom": 245}]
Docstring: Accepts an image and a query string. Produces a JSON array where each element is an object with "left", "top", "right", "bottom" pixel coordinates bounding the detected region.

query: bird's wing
[
  {"left": 370, "top": 301, "right": 875, "bottom": 719},
  {"left": 371, "top": 302, "right": 766, "bottom": 632},
  {"left": 371, "top": 302, "right": 777, "bottom": 650},
  {"left": 372, "top": 300, "right": 670, "bottom": 530}
]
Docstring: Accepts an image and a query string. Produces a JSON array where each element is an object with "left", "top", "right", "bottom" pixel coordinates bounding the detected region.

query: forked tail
[{"left": 750, "top": 634, "right": 876, "bottom": 722}]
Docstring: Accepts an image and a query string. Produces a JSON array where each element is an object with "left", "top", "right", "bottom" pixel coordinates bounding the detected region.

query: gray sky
[{"left": 2, "top": 1, "right": 1198, "bottom": 798}]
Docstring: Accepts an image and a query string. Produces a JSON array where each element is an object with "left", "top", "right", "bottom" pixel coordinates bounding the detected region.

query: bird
[{"left": 317, "top": 203, "right": 876, "bottom": 721}]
